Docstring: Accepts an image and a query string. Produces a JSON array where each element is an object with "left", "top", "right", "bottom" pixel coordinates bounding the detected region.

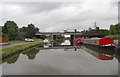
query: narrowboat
[
  {"left": 83, "top": 38, "right": 115, "bottom": 47},
  {"left": 74, "top": 39, "right": 83, "bottom": 44}
]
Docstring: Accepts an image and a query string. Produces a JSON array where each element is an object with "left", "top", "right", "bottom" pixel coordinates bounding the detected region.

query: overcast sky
[{"left": 0, "top": 0, "right": 119, "bottom": 32}]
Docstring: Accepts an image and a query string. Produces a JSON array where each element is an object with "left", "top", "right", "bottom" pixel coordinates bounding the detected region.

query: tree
[
  {"left": 88, "top": 27, "right": 92, "bottom": 31},
  {"left": 115, "top": 23, "right": 120, "bottom": 34},
  {"left": 95, "top": 27, "right": 100, "bottom": 32},
  {"left": 109, "top": 25, "right": 115, "bottom": 34},
  {"left": 2, "top": 21, "right": 18, "bottom": 34},
  {"left": 19, "top": 26, "right": 27, "bottom": 32},
  {"left": 25, "top": 23, "right": 39, "bottom": 38},
  {"left": 81, "top": 30, "right": 86, "bottom": 33},
  {"left": 8, "top": 29, "right": 17, "bottom": 40},
  {"left": 100, "top": 29, "right": 109, "bottom": 35},
  {"left": 2, "top": 21, "right": 19, "bottom": 40}
]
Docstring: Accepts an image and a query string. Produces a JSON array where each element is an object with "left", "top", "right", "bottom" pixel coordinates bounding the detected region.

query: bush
[{"left": 2, "top": 33, "right": 7, "bottom": 37}]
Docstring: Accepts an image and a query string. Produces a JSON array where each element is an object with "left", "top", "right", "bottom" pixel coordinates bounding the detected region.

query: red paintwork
[
  {"left": 98, "top": 54, "right": 113, "bottom": 60},
  {"left": 99, "top": 38, "right": 114, "bottom": 45},
  {"left": 84, "top": 38, "right": 114, "bottom": 46},
  {"left": 77, "top": 39, "right": 83, "bottom": 43},
  {"left": 77, "top": 46, "right": 80, "bottom": 49}
]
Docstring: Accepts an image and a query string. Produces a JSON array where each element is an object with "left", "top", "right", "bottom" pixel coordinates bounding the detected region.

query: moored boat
[
  {"left": 74, "top": 39, "right": 83, "bottom": 44},
  {"left": 83, "top": 38, "right": 115, "bottom": 47}
]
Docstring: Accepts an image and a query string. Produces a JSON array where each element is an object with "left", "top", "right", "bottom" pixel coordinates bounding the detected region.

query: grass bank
[
  {"left": 8, "top": 39, "right": 43, "bottom": 45},
  {"left": 32, "top": 38, "right": 43, "bottom": 41},
  {"left": 0, "top": 42, "right": 43, "bottom": 59},
  {"left": 103, "top": 35, "right": 120, "bottom": 39},
  {"left": 8, "top": 40, "right": 24, "bottom": 44}
]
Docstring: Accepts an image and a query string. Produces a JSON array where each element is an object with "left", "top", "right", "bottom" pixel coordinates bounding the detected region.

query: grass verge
[
  {"left": 32, "top": 38, "right": 43, "bottom": 41},
  {"left": 8, "top": 40, "right": 25, "bottom": 44},
  {"left": 0, "top": 42, "right": 43, "bottom": 59},
  {"left": 103, "top": 35, "right": 120, "bottom": 39}
]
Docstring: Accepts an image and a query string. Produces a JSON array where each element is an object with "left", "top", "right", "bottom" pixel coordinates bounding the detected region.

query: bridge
[
  {"left": 35, "top": 32, "right": 82, "bottom": 35},
  {"left": 35, "top": 31, "right": 107, "bottom": 45},
  {"left": 36, "top": 31, "right": 106, "bottom": 37},
  {"left": 36, "top": 32, "right": 82, "bottom": 45}
]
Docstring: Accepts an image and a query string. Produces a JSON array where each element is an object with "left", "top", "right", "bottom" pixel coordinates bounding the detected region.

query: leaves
[{"left": 2, "top": 21, "right": 19, "bottom": 40}]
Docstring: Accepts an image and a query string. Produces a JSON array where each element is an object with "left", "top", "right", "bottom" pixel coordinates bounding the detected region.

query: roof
[{"left": 84, "top": 38, "right": 113, "bottom": 41}]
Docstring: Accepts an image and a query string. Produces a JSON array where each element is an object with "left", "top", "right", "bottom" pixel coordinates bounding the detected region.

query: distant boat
[
  {"left": 43, "top": 38, "right": 50, "bottom": 43},
  {"left": 74, "top": 39, "right": 83, "bottom": 44}
]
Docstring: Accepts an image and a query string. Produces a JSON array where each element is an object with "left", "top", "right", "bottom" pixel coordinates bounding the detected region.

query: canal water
[{"left": 2, "top": 40, "right": 119, "bottom": 75}]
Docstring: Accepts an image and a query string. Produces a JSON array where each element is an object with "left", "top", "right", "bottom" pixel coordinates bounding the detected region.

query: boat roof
[{"left": 84, "top": 38, "right": 112, "bottom": 40}]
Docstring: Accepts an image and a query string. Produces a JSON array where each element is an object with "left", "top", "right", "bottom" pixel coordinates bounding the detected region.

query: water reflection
[
  {"left": 2, "top": 40, "right": 120, "bottom": 64},
  {"left": 115, "top": 49, "right": 120, "bottom": 62},
  {"left": 2, "top": 40, "right": 119, "bottom": 75},
  {"left": 74, "top": 43, "right": 117, "bottom": 61},
  {"left": 2, "top": 54, "right": 20, "bottom": 64},
  {"left": 83, "top": 45, "right": 115, "bottom": 56},
  {"left": 22, "top": 48, "right": 39, "bottom": 59},
  {"left": 2, "top": 48, "right": 40, "bottom": 64},
  {"left": 83, "top": 45, "right": 114, "bottom": 60},
  {"left": 61, "top": 40, "right": 71, "bottom": 45},
  {"left": 44, "top": 43, "right": 52, "bottom": 48}
]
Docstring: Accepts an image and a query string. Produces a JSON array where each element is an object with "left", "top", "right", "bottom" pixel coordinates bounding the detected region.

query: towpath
[{"left": 0, "top": 41, "right": 42, "bottom": 50}]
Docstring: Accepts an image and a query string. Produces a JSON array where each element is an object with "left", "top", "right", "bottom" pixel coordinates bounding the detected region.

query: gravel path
[{"left": 0, "top": 41, "right": 42, "bottom": 50}]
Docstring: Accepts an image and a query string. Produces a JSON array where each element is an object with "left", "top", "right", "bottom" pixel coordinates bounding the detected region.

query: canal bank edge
[{"left": 0, "top": 42, "right": 43, "bottom": 59}]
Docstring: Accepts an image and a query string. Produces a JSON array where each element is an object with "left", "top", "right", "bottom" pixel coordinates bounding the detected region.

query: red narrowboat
[
  {"left": 83, "top": 38, "right": 115, "bottom": 47},
  {"left": 74, "top": 39, "right": 83, "bottom": 44}
]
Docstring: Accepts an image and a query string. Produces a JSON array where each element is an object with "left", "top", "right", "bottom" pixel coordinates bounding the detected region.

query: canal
[{"left": 2, "top": 40, "right": 119, "bottom": 75}]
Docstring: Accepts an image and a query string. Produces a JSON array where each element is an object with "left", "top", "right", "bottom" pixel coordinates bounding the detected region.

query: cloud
[{"left": 1, "top": 1, "right": 118, "bottom": 32}]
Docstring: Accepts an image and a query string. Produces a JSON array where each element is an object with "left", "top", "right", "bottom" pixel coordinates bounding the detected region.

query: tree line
[
  {"left": 109, "top": 23, "right": 120, "bottom": 34},
  {"left": 1, "top": 20, "right": 120, "bottom": 41},
  {"left": 1, "top": 21, "right": 39, "bottom": 41},
  {"left": 81, "top": 23, "right": 120, "bottom": 35}
]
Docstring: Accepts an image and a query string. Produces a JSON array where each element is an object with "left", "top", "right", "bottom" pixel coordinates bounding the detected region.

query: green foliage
[
  {"left": 81, "top": 30, "right": 86, "bottom": 33},
  {"left": 104, "top": 35, "right": 120, "bottom": 39},
  {"left": 95, "top": 27, "right": 100, "bottom": 31},
  {"left": 84, "top": 27, "right": 109, "bottom": 35},
  {"left": 26, "top": 24, "right": 36, "bottom": 38},
  {"left": 56, "top": 35, "right": 65, "bottom": 40},
  {"left": 2, "top": 33, "right": 7, "bottom": 37},
  {"left": 2, "top": 21, "right": 19, "bottom": 40},
  {"left": 19, "top": 26, "right": 27, "bottom": 32},
  {"left": 88, "top": 27, "right": 92, "bottom": 31},
  {"left": 2, "top": 21, "right": 18, "bottom": 34},
  {"left": 109, "top": 25, "right": 115, "bottom": 34},
  {"left": 15, "top": 35, "right": 25, "bottom": 41},
  {"left": 20, "top": 23, "right": 39, "bottom": 38},
  {"left": 99, "top": 29, "right": 109, "bottom": 35},
  {"left": 109, "top": 23, "right": 120, "bottom": 34},
  {"left": 2, "top": 21, "right": 39, "bottom": 41},
  {"left": 8, "top": 29, "right": 18, "bottom": 40},
  {"left": 115, "top": 23, "right": 120, "bottom": 33}
]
